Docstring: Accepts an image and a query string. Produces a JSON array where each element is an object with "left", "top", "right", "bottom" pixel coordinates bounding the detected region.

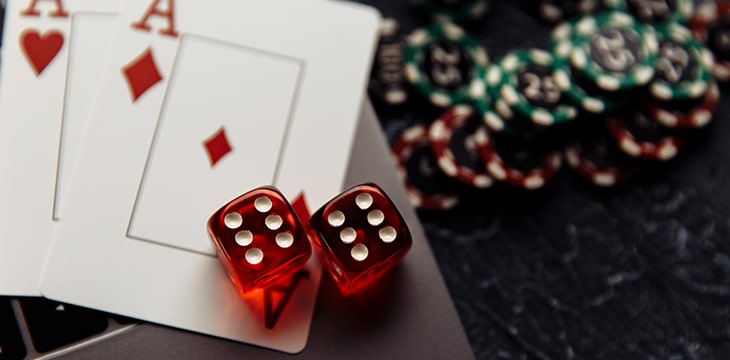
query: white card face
[
  {"left": 128, "top": 35, "right": 302, "bottom": 255},
  {"left": 0, "top": 0, "right": 118, "bottom": 296},
  {"left": 41, "top": 0, "right": 379, "bottom": 353}
]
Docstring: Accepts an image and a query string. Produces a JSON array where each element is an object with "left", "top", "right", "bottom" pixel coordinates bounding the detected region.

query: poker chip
[
  {"left": 536, "top": 0, "right": 602, "bottom": 23},
  {"left": 391, "top": 124, "right": 461, "bottom": 210},
  {"left": 409, "top": 0, "right": 490, "bottom": 24},
  {"left": 606, "top": 111, "right": 684, "bottom": 161},
  {"left": 646, "top": 80, "right": 720, "bottom": 128},
  {"left": 564, "top": 123, "right": 636, "bottom": 186},
  {"left": 369, "top": 19, "right": 409, "bottom": 106},
  {"left": 567, "top": 11, "right": 659, "bottom": 93},
  {"left": 404, "top": 21, "right": 490, "bottom": 108},
  {"left": 690, "top": 1, "right": 730, "bottom": 81},
  {"left": 473, "top": 126, "right": 562, "bottom": 190},
  {"left": 603, "top": 0, "right": 694, "bottom": 25},
  {"left": 428, "top": 105, "right": 494, "bottom": 188},
  {"left": 649, "top": 22, "right": 714, "bottom": 103},
  {"left": 486, "top": 49, "right": 578, "bottom": 128},
  {"left": 551, "top": 16, "right": 626, "bottom": 113}
]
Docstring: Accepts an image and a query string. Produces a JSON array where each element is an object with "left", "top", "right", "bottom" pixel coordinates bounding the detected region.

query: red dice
[
  {"left": 308, "top": 183, "right": 412, "bottom": 295},
  {"left": 207, "top": 186, "right": 311, "bottom": 294}
]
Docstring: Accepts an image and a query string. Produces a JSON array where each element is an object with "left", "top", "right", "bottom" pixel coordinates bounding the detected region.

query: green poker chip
[
  {"left": 568, "top": 11, "right": 659, "bottom": 93},
  {"left": 603, "top": 0, "right": 693, "bottom": 25},
  {"left": 551, "top": 17, "right": 622, "bottom": 113},
  {"left": 649, "top": 22, "right": 714, "bottom": 102},
  {"left": 404, "top": 22, "right": 489, "bottom": 108},
  {"left": 486, "top": 49, "right": 578, "bottom": 128},
  {"left": 410, "top": 0, "right": 490, "bottom": 24}
]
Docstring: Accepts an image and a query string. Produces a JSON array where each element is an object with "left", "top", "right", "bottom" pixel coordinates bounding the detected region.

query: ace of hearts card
[
  {"left": 39, "top": 0, "right": 380, "bottom": 353},
  {"left": 0, "top": 0, "right": 119, "bottom": 296}
]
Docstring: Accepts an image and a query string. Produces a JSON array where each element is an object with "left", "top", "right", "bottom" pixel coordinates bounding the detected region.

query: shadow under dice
[
  {"left": 207, "top": 187, "right": 311, "bottom": 294},
  {"left": 309, "top": 183, "right": 412, "bottom": 296}
]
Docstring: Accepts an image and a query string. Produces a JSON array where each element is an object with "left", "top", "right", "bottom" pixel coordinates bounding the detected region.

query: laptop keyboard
[{"left": 0, "top": 297, "right": 137, "bottom": 359}]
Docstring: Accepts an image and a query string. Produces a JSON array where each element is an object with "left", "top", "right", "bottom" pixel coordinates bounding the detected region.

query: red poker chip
[
  {"left": 564, "top": 144, "right": 634, "bottom": 187},
  {"left": 473, "top": 126, "right": 561, "bottom": 190},
  {"left": 646, "top": 81, "right": 720, "bottom": 129},
  {"left": 428, "top": 105, "right": 494, "bottom": 189},
  {"left": 606, "top": 112, "right": 684, "bottom": 161},
  {"left": 691, "top": 2, "right": 730, "bottom": 81},
  {"left": 391, "top": 124, "right": 461, "bottom": 211}
]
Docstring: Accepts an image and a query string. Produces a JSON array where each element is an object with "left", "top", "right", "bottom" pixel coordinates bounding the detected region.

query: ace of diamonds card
[{"left": 40, "top": 0, "right": 380, "bottom": 353}]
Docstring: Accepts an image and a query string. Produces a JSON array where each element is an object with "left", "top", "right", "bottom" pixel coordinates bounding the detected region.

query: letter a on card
[{"left": 122, "top": 0, "right": 178, "bottom": 102}]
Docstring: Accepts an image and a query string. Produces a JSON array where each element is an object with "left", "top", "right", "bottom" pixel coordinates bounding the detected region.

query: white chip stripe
[
  {"left": 635, "top": 66, "right": 654, "bottom": 84},
  {"left": 619, "top": 138, "right": 642, "bottom": 156},
  {"left": 532, "top": 110, "right": 553, "bottom": 126},
  {"left": 487, "top": 66, "right": 502, "bottom": 86},
  {"left": 551, "top": 22, "right": 570, "bottom": 40},
  {"left": 650, "top": 83, "right": 673, "bottom": 101},
  {"left": 443, "top": 22, "right": 464, "bottom": 39},
  {"left": 438, "top": 156, "right": 459, "bottom": 176},
  {"left": 597, "top": 75, "right": 620, "bottom": 91},
  {"left": 431, "top": 93, "right": 452, "bottom": 107},
  {"left": 576, "top": 16, "right": 597, "bottom": 35},
  {"left": 502, "top": 54, "right": 518, "bottom": 72},
  {"left": 484, "top": 111, "right": 504, "bottom": 131},
  {"left": 501, "top": 85, "right": 519, "bottom": 106},
  {"left": 530, "top": 49, "right": 552, "bottom": 66},
  {"left": 408, "top": 29, "right": 428, "bottom": 46}
]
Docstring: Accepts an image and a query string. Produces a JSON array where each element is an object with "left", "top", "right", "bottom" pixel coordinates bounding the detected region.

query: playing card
[
  {"left": 41, "top": 0, "right": 379, "bottom": 353},
  {"left": 0, "top": 0, "right": 118, "bottom": 296}
]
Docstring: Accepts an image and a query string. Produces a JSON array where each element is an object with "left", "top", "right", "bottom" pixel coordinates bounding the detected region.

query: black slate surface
[{"left": 351, "top": 1, "right": 730, "bottom": 359}]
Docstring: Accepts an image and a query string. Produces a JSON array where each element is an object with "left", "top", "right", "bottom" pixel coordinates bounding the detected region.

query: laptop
[{"left": 0, "top": 100, "right": 475, "bottom": 360}]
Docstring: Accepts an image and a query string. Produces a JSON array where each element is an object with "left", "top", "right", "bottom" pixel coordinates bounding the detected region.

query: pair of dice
[{"left": 207, "top": 183, "right": 412, "bottom": 296}]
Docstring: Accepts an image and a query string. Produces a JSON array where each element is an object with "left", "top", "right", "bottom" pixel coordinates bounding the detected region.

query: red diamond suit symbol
[
  {"left": 203, "top": 127, "right": 233, "bottom": 167},
  {"left": 122, "top": 47, "right": 163, "bottom": 102}
]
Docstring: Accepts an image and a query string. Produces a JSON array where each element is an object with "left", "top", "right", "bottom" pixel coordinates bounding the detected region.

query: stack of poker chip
[{"left": 369, "top": 3, "right": 724, "bottom": 211}]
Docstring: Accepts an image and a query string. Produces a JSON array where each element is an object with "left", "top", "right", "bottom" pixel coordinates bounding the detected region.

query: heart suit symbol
[{"left": 20, "top": 29, "right": 64, "bottom": 76}]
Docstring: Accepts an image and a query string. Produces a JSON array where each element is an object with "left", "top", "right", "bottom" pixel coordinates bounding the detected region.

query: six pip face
[{"left": 207, "top": 183, "right": 412, "bottom": 298}]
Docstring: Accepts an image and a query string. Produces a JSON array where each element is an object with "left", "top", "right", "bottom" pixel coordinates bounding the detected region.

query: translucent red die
[
  {"left": 207, "top": 186, "right": 311, "bottom": 294},
  {"left": 308, "top": 183, "right": 412, "bottom": 295}
]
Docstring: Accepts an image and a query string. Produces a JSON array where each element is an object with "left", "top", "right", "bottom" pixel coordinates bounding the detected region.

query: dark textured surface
[{"left": 352, "top": 1, "right": 730, "bottom": 359}]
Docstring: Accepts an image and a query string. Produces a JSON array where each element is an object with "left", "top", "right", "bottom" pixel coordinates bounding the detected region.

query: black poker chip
[
  {"left": 473, "top": 126, "right": 562, "bottom": 190},
  {"left": 532, "top": 0, "right": 602, "bottom": 23},
  {"left": 392, "top": 124, "right": 462, "bottom": 210},
  {"left": 564, "top": 120, "right": 638, "bottom": 187},
  {"left": 691, "top": 1, "right": 730, "bottom": 81},
  {"left": 429, "top": 105, "right": 494, "bottom": 188},
  {"left": 606, "top": 110, "right": 684, "bottom": 161},
  {"left": 369, "top": 19, "right": 409, "bottom": 107},
  {"left": 410, "top": 0, "right": 491, "bottom": 24},
  {"left": 604, "top": 0, "right": 694, "bottom": 25}
]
